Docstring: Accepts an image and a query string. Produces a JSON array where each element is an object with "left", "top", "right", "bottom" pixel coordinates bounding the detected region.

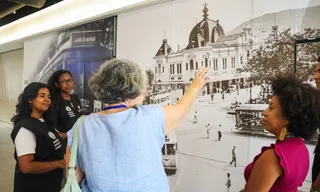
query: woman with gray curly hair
[{"left": 66, "top": 59, "right": 207, "bottom": 192}]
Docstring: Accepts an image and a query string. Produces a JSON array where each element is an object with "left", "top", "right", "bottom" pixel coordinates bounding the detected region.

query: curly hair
[
  {"left": 272, "top": 74, "right": 320, "bottom": 140},
  {"left": 47, "top": 70, "right": 72, "bottom": 111},
  {"left": 11, "top": 82, "right": 54, "bottom": 127},
  {"left": 88, "top": 59, "right": 148, "bottom": 104}
]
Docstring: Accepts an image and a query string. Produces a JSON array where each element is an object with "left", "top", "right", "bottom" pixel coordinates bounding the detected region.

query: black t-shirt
[
  {"left": 312, "top": 93, "right": 320, "bottom": 182},
  {"left": 56, "top": 94, "right": 83, "bottom": 133},
  {"left": 315, "top": 135, "right": 320, "bottom": 154},
  {"left": 11, "top": 117, "right": 64, "bottom": 192},
  {"left": 313, "top": 134, "right": 320, "bottom": 182}
]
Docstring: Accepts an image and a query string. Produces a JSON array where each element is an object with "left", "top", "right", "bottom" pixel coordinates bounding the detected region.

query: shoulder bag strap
[{"left": 69, "top": 115, "right": 85, "bottom": 169}]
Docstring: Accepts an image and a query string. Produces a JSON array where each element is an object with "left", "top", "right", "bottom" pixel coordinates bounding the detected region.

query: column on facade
[
  {"left": 218, "top": 81, "right": 222, "bottom": 89},
  {"left": 208, "top": 82, "right": 213, "bottom": 93}
]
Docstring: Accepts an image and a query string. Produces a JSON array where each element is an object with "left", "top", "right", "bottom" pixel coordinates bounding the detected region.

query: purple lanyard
[{"left": 102, "top": 104, "right": 127, "bottom": 111}]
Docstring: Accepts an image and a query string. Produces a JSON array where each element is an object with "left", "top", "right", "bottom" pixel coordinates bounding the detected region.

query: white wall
[{"left": 0, "top": 49, "right": 24, "bottom": 101}]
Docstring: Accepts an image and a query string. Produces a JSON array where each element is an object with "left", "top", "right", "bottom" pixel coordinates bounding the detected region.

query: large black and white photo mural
[
  {"left": 117, "top": 0, "right": 320, "bottom": 191},
  {"left": 23, "top": 17, "right": 116, "bottom": 112}
]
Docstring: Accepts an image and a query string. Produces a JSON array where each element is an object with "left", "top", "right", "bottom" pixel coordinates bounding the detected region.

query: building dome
[{"left": 186, "top": 3, "right": 225, "bottom": 49}]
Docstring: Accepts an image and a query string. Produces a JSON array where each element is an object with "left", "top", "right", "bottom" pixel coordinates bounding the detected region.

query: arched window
[
  {"left": 205, "top": 58, "right": 208, "bottom": 67},
  {"left": 190, "top": 59, "right": 194, "bottom": 70}
]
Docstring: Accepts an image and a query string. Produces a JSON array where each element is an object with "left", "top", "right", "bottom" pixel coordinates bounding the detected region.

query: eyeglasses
[{"left": 59, "top": 79, "right": 75, "bottom": 85}]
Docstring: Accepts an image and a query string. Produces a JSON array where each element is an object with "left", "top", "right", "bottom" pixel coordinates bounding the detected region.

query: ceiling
[{"left": 0, "top": 0, "right": 64, "bottom": 27}]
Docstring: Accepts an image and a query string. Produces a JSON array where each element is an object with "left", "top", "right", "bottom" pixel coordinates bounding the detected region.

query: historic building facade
[{"left": 153, "top": 4, "right": 253, "bottom": 94}]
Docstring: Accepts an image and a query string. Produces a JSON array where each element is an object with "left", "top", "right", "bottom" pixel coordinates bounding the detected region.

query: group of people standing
[
  {"left": 8, "top": 58, "right": 320, "bottom": 192},
  {"left": 206, "top": 123, "right": 222, "bottom": 141},
  {"left": 11, "top": 69, "right": 85, "bottom": 191}
]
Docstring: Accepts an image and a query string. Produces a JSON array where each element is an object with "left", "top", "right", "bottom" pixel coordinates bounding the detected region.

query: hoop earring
[{"left": 279, "top": 127, "right": 288, "bottom": 141}]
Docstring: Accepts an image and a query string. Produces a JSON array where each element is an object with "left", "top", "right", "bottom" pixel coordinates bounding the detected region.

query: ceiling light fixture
[{"left": 0, "top": 0, "right": 173, "bottom": 46}]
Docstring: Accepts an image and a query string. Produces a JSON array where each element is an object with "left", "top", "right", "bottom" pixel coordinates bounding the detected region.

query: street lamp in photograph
[
  {"left": 249, "top": 81, "right": 253, "bottom": 104},
  {"left": 222, "top": 86, "right": 225, "bottom": 100},
  {"left": 236, "top": 81, "right": 240, "bottom": 95},
  {"left": 262, "top": 86, "right": 265, "bottom": 101},
  {"left": 266, "top": 80, "right": 271, "bottom": 102}
]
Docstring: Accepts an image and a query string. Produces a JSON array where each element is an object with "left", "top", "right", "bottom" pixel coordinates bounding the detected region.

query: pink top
[{"left": 244, "top": 138, "right": 309, "bottom": 192}]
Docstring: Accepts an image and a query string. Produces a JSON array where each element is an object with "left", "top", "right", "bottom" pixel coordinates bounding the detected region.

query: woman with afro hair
[{"left": 241, "top": 74, "right": 320, "bottom": 192}]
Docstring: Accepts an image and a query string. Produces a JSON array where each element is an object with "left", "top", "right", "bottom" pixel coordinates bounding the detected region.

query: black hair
[
  {"left": 318, "top": 57, "right": 320, "bottom": 62},
  {"left": 271, "top": 74, "right": 320, "bottom": 140},
  {"left": 227, "top": 173, "right": 230, "bottom": 177},
  {"left": 11, "top": 82, "right": 54, "bottom": 127},
  {"left": 47, "top": 70, "right": 72, "bottom": 111}
]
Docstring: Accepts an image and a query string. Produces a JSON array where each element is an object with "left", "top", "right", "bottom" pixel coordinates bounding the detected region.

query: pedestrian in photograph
[
  {"left": 230, "top": 146, "right": 236, "bottom": 167},
  {"left": 240, "top": 75, "right": 320, "bottom": 192},
  {"left": 206, "top": 123, "right": 211, "bottom": 139},
  {"left": 218, "top": 124, "right": 222, "bottom": 141},
  {"left": 226, "top": 173, "right": 231, "bottom": 192},
  {"left": 193, "top": 111, "right": 198, "bottom": 123}
]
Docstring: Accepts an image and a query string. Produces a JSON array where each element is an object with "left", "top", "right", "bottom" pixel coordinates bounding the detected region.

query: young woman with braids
[
  {"left": 47, "top": 70, "right": 84, "bottom": 141},
  {"left": 47, "top": 70, "right": 86, "bottom": 186}
]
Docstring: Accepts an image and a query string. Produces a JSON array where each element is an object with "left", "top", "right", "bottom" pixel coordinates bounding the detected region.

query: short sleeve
[
  {"left": 14, "top": 127, "right": 36, "bottom": 157},
  {"left": 142, "top": 105, "right": 165, "bottom": 148},
  {"left": 273, "top": 144, "right": 288, "bottom": 175}
]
